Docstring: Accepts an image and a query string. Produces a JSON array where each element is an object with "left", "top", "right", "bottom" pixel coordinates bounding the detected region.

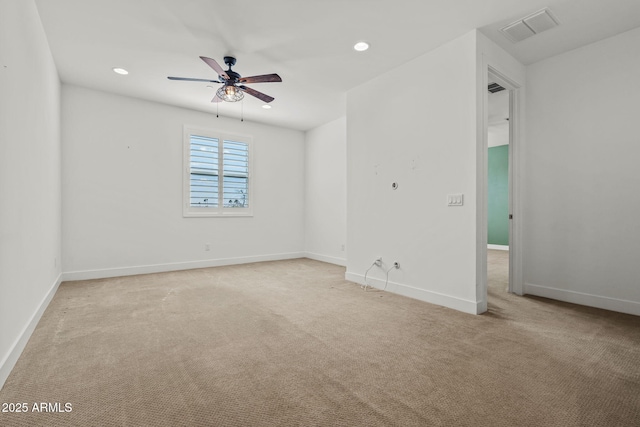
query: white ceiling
[
  {"left": 479, "top": 0, "right": 640, "bottom": 65},
  {"left": 34, "top": 0, "right": 640, "bottom": 131}
]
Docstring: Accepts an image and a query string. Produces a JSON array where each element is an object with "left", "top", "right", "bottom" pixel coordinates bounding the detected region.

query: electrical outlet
[
  {"left": 393, "top": 262, "right": 400, "bottom": 269},
  {"left": 375, "top": 257, "right": 382, "bottom": 266}
]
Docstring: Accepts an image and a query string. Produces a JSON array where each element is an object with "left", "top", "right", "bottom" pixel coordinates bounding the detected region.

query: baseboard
[
  {"left": 488, "top": 244, "right": 509, "bottom": 251},
  {"left": 303, "top": 252, "right": 347, "bottom": 267},
  {"left": 345, "top": 271, "right": 481, "bottom": 315},
  {"left": 0, "top": 273, "right": 63, "bottom": 390},
  {"left": 525, "top": 283, "right": 640, "bottom": 316},
  {"left": 62, "top": 252, "right": 306, "bottom": 281}
]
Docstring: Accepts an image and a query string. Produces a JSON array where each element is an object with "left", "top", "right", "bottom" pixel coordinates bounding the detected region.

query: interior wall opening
[{"left": 487, "top": 78, "right": 511, "bottom": 301}]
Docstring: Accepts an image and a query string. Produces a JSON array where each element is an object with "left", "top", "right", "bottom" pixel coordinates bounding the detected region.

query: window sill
[{"left": 183, "top": 209, "right": 253, "bottom": 218}]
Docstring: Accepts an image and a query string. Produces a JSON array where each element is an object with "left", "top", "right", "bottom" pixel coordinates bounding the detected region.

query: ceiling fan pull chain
[
  {"left": 216, "top": 101, "right": 219, "bottom": 118},
  {"left": 241, "top": 98, "right": 244, "bottom": 122}
]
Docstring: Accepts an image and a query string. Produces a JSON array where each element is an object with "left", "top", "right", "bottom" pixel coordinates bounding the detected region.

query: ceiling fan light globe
[{"left": 216, "top": 85, "right": 244, "bottom": 102}]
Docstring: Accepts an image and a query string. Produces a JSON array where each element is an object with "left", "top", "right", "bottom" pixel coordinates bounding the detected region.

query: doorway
[
  {"left": 487, "top": 78, "right": 511, "bottom": 296},
  {"left": 483, "top": 67, "right": 521, "bottom": 308}
]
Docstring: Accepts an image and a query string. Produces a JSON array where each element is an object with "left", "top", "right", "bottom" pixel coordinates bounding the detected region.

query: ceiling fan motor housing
[
  {"left": 222, "top": 57, "right": 240, "bottom": 81},
  {"left": 225, "top": 70, "right": 241, "bottom": 81}
]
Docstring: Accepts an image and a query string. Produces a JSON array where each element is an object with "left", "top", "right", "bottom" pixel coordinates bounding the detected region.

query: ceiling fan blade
[
  {"left": 239, "top": 85, "right": 275, "bottom": 103},
  {"left": 200, "top": 56, "right": 230, "bottom": 80},
  {"left": 211, "top": 94, "right": 223, "bottom": 103},
  {"left": 239, "top": 74, "right": 282, "bottom": 84},
  {"left": 168, "top": 76, "right": 221, "bottom": 83}
]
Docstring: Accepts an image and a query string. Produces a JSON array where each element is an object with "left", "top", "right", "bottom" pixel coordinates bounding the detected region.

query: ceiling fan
[{"left": 168, "top": 56, "right": 281, "bottom": 103}]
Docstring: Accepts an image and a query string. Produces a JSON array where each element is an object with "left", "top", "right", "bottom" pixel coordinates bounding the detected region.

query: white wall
[
  {"left": 0, "top": 0, "right": 61, "bottom": 388},
  {"left": 346, "top": 32, "right": 481, "bottom": 314},
  {"left": 523, "top": 27, "right": 640, "bottom": 315},
  {"left": 304, "top": 116, "right": 347, "bottom": 266},
  {"left": 487, "top": 91, "right": 509, "bottom": 148},
  {"left": 62, "top": 85, "right": 305, "bottom": 279}
]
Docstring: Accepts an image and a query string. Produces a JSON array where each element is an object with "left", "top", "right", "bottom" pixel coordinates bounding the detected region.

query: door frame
[{"left": 477, "top": 64, "right": 524, "bottom": 313}]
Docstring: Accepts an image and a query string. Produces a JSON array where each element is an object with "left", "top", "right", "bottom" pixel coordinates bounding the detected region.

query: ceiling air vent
[
  {"left": 500, "top": 8, "right": 560, "bottom": 43},
  {"left": 488, "top": 83, "right": 505, "bottom": 93}
]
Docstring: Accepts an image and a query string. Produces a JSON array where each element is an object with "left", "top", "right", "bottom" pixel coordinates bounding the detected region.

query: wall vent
[
  {"left": 500, "top": 8, "right": 560, "bottom": 43},
  {"left": 488, "top": 83, "right": 506, "bottom": 93}
]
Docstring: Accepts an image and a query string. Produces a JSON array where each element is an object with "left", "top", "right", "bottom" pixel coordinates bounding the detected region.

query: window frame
[{"left": 183, "top": 125, "right": 253, "bottom": 218}]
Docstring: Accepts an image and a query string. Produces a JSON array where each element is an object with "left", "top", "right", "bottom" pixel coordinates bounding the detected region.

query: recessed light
[
  {"left": 262, "top": 104, "right": 272, "bottom": 109},
  {"left": 112, "top": 67, "right": 128, "bottom": 75},
  {"left": 353, "top": 41, "right": 369, "bottom": 52},
  {"left": 206, "top": 85, "right": 215, "bottom": 89}
]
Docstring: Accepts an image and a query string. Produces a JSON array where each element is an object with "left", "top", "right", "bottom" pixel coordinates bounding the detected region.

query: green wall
[{"left": 488, "top": 145, "right": 509, "bottom": 246}]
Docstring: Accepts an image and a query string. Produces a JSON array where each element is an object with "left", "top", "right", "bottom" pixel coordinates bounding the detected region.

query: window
[{"left": 183, "top": 126, "right": 253, "bottom": 217}]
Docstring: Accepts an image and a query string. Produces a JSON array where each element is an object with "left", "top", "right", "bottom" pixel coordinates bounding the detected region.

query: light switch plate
[{"left": 447, "top": 194, "right": 464, "bottom": 206}]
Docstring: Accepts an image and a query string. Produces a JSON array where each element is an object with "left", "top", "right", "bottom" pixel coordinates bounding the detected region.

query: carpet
[{"left": 1, "top": 255, "right": 639, "bottom": 426}]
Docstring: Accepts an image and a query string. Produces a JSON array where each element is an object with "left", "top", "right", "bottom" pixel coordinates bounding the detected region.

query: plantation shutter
[
  {"left": 222, "top": 140, "right": 249, "bottom": 208},
  {"left": 189, "top": 135, "right": 219, "bottom": 207}
]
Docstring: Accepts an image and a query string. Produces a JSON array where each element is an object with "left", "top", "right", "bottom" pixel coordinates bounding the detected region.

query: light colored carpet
[
  {"left": 488, "top": 248, "right": 510, "bottom": 294},
  {"left": 1, "top": 255, "right": 639, "bottom": 426}
]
